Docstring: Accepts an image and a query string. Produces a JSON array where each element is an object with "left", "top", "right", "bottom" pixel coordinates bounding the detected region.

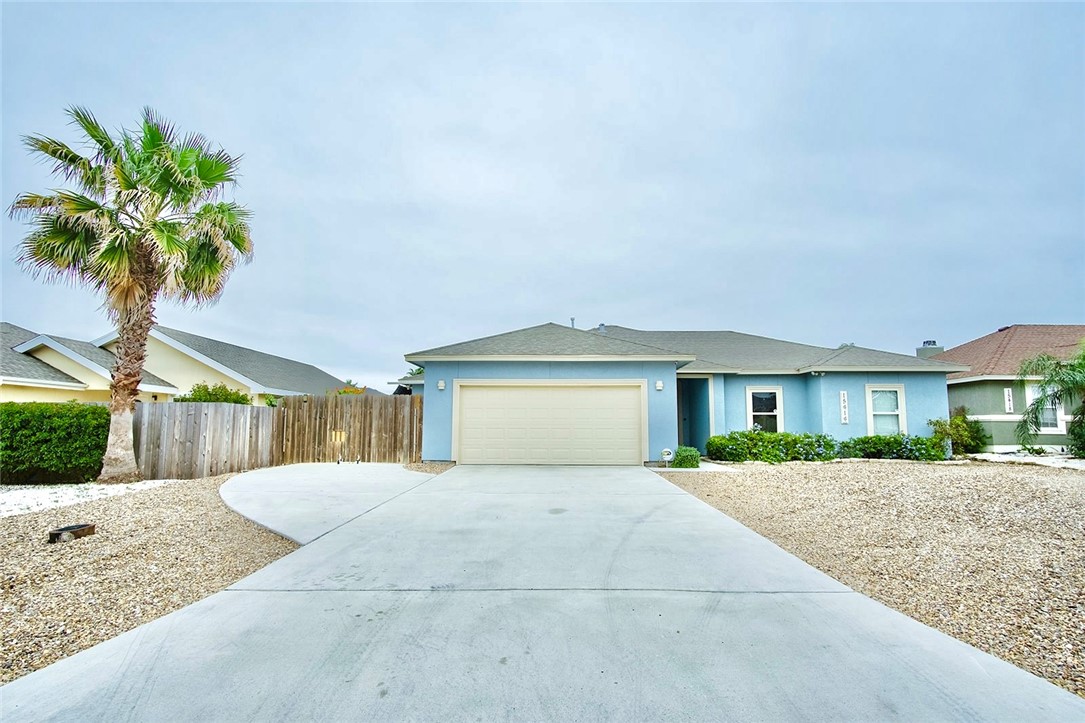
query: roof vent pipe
[
  {"left": 570, "top": 317, "right": 575, "bottom": 329},
  {"left": 597, "top": 323, "right": 606, "bottom": 334}
]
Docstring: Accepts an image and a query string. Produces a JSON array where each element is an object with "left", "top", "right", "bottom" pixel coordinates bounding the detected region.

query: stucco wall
[
  {"left": 709, "top": 372, "right": 949, "bottom": 439},
  {"left": 109, "top": 336, "right": 252, "bottom": 400},
  {"left": 0, "top": 385, "right": 163, "bottom": 404},
  {"left": 420, "top": 360, "right": 679, "bottom": 462},
  {"left": 30, "top": 348, "right": 111, "bottom": 390},
  {"left": 0, "top": 386, "right": 108, "bottom": 403}
]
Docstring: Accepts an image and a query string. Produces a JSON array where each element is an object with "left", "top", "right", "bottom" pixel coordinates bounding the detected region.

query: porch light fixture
[
  {"left": 655, "top": 380, "right": 664, "bottom": 391},
  {"left": 437, "top": 380, "right": 446, "bottom": 391}
]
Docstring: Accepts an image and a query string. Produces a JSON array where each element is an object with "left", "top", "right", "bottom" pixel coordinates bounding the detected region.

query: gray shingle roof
[
  {"left": 403, "top": 322, "right": 966, "bottom": 374},
  {"left": 406, "top": 323, "right": 695, "bottom": 360},
  {"left": 1, "top": 322, "right": 84, "bottom": 385},
  {"left": 596, "top": 326, "right": 967, "bottom": 373},
  {"left": 3, "top": 323, "right": 178, "bottom": 389},
  {"left": 603, "top": 325, "right": 967, "bottom": 371},
  {"left": 154, "top": 326, "right": 345, "bottom": 395},
  {"left": 45, "top": 335, "right": 176, "bottom": 388}
]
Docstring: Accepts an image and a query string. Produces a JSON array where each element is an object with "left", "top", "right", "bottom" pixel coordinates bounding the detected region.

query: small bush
[
  {"left": 671, "top": 446, "right": 701, "bottom": 468},
  {"left": 174, "top": 382, "right": 252, "bottom": 405},
  {"left": 928, "top": 407, "right": 990, "bottom": 455},
  {"left": 0, "top": 402, "right": 110, "bottom": 484},
  {"left": 838, "top": 434, "right": 945, "bottom": 461},
  {"left": 1067, "top": 403, "right": 1085, "bottom": 458},
  {"left": 705, "top": 430, "right": 837, "bottom": 464}
]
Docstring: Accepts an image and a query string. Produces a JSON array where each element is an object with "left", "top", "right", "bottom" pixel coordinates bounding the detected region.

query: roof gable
[
  {"left": 934, "top": 325, "right": 1085, "bottom": 379},
  {"left": 11, "top": 330, "right": 177, "bottom": 391},
  {"left": 406, "top": 323, "right": 696, "bottom": 361},
  {"left": 152, "top": 326, "right": 345, "bottom": 395},
  {"left": 1, "top": 322, "right": 85, "bottom": 386}
]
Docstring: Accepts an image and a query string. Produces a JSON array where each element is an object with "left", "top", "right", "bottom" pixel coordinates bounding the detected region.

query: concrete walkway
[{"left": 3, "top": 463, "right": 1084, "bottom": 721}]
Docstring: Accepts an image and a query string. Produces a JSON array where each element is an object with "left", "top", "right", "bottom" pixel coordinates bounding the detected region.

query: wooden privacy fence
[
  {"left": 275, "top": 394, "right": 423, "bottom": 466},
  {"left": 131, "top": 394, "right": 423, "bottom": 479},
  {"left": 133, "top": 402, "right": 277, "bottom": 480}
]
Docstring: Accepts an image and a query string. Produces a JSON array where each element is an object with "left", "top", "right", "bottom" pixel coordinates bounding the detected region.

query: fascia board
[
  {"left": 799, "top": 364, "right": 970, "bottom": 374},
  {"left": 0, "top": 376, "right": 88, "bottom": 390},
  {"left": 260, "top": 386, "right": 306, "bottom": 397},
  {"left": 404, "top": 354, "right": 696, "bottom": 363},
  {"left": 14, "top": 335, "right": 114, "bottom": 379},
  {"left": 147, "top": 329, "right": 265, "bottom": 391},
  {"left": 139, "top": 383, "right": 180, "bottom": 394},
  {"left": 947, "top": 375, "right": 1041, "bottom": 385},
  {"left": 90, "top": 331, "right": 120, "bottom": 346}
]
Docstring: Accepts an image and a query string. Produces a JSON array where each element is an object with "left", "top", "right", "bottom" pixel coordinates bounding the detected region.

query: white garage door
[{"left": 455, "top": 383, "right": 645, "bottom": 465}]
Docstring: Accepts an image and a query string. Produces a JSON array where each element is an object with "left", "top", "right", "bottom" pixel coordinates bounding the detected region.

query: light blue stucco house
[{"left": 401, "top": 323, "right": 969, "bottom": 465}]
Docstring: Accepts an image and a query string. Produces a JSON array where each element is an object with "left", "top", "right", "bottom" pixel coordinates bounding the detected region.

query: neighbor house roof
[
  {"left": 0, "top": 322, "right": 85, "bottom": 387},
  {"left": 933, "top": 325, "right": 1085, "bottom": 381},
  {"left": 146, "top": 326, "right": 345, "bottom": 395},
  {"left": 13, "top": 332, "right": 176, "bottom": 390},
  {"left": 593, "top": 326, "right": 967, "bottom": 374},
  {"left": 406, "top": 323, "right": 697, "bottom": 363}
]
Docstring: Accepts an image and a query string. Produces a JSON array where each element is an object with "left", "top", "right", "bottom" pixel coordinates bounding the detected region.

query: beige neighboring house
[{"left": 1, "top": 322, "right": 347, "bottom": 405}]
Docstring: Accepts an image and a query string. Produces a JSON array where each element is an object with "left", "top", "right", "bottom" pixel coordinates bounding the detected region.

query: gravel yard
[
  {"left": 1, "top": 474, "right": 297, "bottom": 684},
  {"left": 660, "top": 459, "right": 1085, "bottom": 698}
]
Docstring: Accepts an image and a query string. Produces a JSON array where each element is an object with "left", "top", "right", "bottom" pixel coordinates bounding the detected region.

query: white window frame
[
  {"left": 1025, "top": 385, "right": 1065, "bottom": 434},
  {"left": 746, "top": 386, "right": 783, "bottom": 432},
  {"left": 865, "top": 384, "right": 907, "bottom": 436}
]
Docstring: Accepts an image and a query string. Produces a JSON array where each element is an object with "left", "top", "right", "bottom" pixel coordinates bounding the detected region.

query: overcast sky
[{"left": 3, "top": 3, "right": 1083, "bottom": 391}]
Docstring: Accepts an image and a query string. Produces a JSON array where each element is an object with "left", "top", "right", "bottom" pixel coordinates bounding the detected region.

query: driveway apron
[{"left": 3, "top": 463, "right": 1084, "bottom": 721}]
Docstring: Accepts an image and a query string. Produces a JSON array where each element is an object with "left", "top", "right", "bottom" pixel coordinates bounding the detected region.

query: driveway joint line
[{"left": 299, "top": 474, "right": 438, "bottom": 545}]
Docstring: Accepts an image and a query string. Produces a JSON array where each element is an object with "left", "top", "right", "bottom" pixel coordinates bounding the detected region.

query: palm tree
[
  {"left": 9, "top": 107, "right": 253, "bottom": 482},
  {"left": 1015, "top": 343, "right": 1085, "bottom": 456}
]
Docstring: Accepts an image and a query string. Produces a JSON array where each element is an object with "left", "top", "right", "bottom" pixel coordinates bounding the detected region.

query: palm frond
[
  {"left": 67, "top": 106, "right": 119, "bottom": 162},
  {"left": 8, "top": 192, "right": 63, "bottom": 218},
  {"left": 22, "top": 135, "right": 104, "bottom": 195},
  {"left": 1014, "top": 348, "right": 1085, "bottom": 445},
  {"left": 17, "top": 214, "right": 102, "bottom": 282},
  {"left": 141, "top": 107, "right": 176, "bottom": 153},
  {"left": 193, "top": 149, "right": 239, "bottom": 191}
]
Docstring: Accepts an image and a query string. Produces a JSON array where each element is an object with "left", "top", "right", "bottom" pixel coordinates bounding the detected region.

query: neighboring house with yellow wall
[
  {"left": 1, "top": 322, "right": 176, "bottom": 403},
  {"left": 1, "top": 321, "right": 347, "bottom": 405}
]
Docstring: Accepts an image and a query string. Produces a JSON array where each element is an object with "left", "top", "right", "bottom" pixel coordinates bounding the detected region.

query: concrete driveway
[{"left": 4, "top": 463, "right": 1084, "bottom": 721}]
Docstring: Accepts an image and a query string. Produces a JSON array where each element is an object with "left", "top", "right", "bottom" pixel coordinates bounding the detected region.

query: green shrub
[
  {"left": 706, "top": 431, "right": 753, "bottom": 462},
  {"left": 705, "top": 430, "right": 837, "bottom": 464},
  {"left": 0, "top": 402, "right": 110, "bottom": 484},
  {"left": 928, "top": 407, "right": 990, "bottom": 455},
  {"left": 671, "top": 446, "right": 701, "bottom": 468},
  {"left": 838, "top": 434, "right": 945, "bottom": 461},
  {"left": 174, "top": 382, "right": 252, "bottom": 405},
  {"left": 1068, "top": 403, "right": 1085, "bottom": 458}
]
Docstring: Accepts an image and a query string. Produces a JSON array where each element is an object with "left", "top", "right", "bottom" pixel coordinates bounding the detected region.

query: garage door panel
[{"left": 456, "top": 384, "right": 643, "bottom": 465}]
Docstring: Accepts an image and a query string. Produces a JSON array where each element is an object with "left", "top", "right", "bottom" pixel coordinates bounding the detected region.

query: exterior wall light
[
  {"left": 437, "top": 380, "right": 446, "bottom": 391},
  {"left": 655, "top": 380, "right": 664, "bottom": 391}
]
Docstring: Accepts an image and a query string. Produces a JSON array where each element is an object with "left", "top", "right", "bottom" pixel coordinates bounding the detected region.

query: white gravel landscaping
[
  {"left": 0, "top": 479, "right": 184, "bottom": 518},
  {"left": 1, "top": 474, "right": 297, "bottom": 684}
]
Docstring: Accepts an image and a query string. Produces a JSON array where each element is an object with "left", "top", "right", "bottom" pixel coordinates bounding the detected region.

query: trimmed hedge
[
  {"left": 0, "top": 402, "right": 110, "bottom": 484},
  {"left": 705, "top": 430, "right": 945, "bottom": 464},
  {"left": 837, "top": 434, "right": 945, "bottom": 461},
  {"left": 672, "top": 446, "right": 701, "bottom": 468},
  {"left": 705, "top": 430, "right": 837, "bottom": 464}
]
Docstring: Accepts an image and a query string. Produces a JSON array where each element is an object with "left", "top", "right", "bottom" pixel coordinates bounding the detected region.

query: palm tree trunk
[{"left": 98, "top": 300, "right": 156, "bottom": 483}]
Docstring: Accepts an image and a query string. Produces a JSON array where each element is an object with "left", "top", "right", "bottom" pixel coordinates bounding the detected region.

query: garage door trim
[{"left": 451, "top": 379, "right": 649, "bottom": 464}]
